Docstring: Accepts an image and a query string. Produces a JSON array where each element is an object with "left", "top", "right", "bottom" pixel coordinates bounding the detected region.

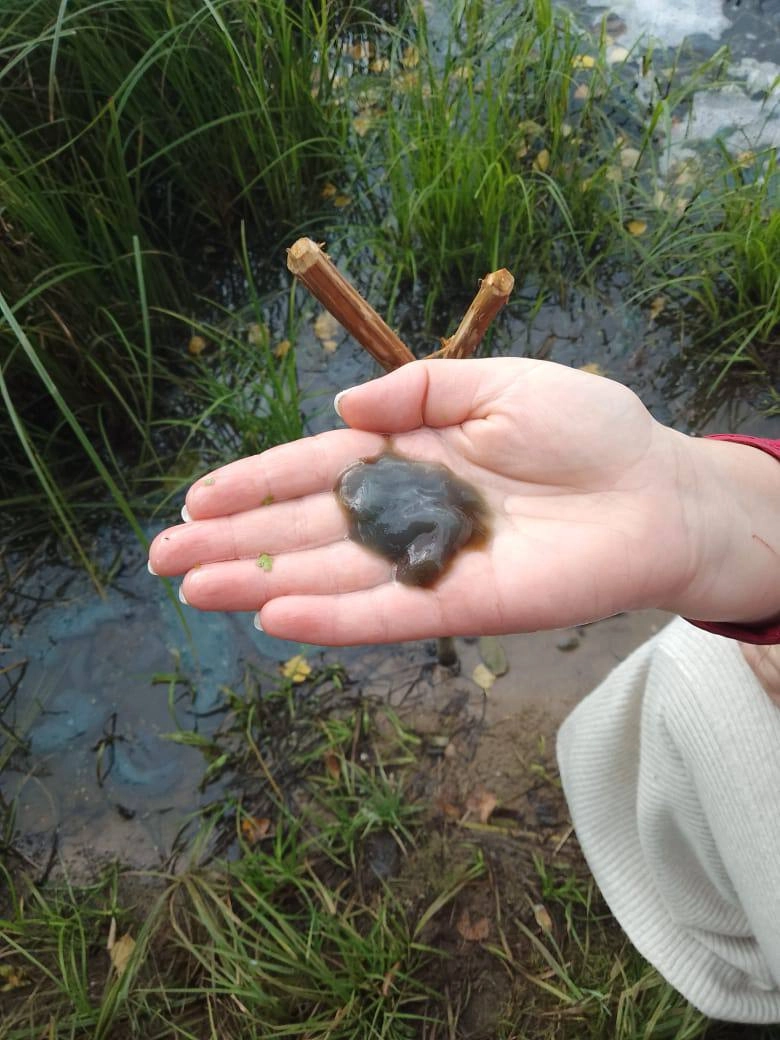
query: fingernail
[
  {"left": 147, "top": 559, "right": 158, "bottom": 576},
  {"left": 334, "top": 386, "right": 355, "bottom": 419},
  {"left": 253, "top": 612, "right": 264, "bottom": 632},
  {"left": 181, "top": 504, "right": 192, "bottom": 523},
  {"left": 178, "top": 584, "right": 189, "bottom": 605}
]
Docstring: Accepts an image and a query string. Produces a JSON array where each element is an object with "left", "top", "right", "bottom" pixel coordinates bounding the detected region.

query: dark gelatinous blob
[{"left": 334, "top": 451, "right": 490, "bottom": 586}]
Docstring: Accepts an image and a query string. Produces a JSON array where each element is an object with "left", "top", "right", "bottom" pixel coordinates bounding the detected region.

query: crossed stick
[{"left": 286, "top": 238, "right": 514, "bottom": 667}]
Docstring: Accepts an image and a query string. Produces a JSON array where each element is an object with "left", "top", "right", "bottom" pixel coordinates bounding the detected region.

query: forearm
[{"left": 660, "top": 434, "right": 780, "bottom": 634}]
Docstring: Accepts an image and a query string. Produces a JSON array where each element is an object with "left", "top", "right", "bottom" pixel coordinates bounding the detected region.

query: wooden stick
[
  {"left": 286, "top": 238, "right": 415, "bottom": 371},
  {"left": 286, "top": 241, "right": 514, "bottom": 672},
  {"left": 429, "top": 268, "right": 515, "bottom": 360}
]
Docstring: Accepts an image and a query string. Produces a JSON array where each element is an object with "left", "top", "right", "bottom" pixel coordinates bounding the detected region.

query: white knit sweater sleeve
[{"left": 557, "top": 616, "right": 780, "bottom": 1023}]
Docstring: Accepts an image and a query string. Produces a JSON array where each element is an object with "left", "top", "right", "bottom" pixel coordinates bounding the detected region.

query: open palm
[{"left": 149, "top": 358, "right": 696, "bottom": 645}]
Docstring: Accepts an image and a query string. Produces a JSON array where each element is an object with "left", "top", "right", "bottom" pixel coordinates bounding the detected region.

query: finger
[
  {"left": 149, "top": 493, "right": 346, "bottom": 576},
  {"left": 184, "top": 428, "right": 385, "bottom": 519},
  {"left": 180, "top": 540, "right": 391, "bottom": 611},
  {"left": 258, "top": 550, "right": 505, "bottom": 645},
  {"left": 337, "top": 358, "right": 529, "bottom": 433},
  {"left": 741, "top": 643, "right": 780, "bottom": 705}
]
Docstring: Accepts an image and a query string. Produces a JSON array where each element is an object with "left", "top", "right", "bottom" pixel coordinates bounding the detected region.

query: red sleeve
[{"left": 685, "top": 435, "right": 780, "bottom": 645}]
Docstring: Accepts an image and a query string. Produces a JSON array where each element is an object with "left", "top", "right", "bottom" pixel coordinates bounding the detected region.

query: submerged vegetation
[{"left": 0, "top": 0, "right": 777, "bottom": 559}]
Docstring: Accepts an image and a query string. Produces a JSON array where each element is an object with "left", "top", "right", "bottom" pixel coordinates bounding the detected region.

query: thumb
[{"left": 334, "top": 357, "right": 500, "bottom": 433}]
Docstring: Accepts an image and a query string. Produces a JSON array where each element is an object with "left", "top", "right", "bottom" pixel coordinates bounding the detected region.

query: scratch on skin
[{"left": 752, "top": 533, "right": 779, "bottom": 558}]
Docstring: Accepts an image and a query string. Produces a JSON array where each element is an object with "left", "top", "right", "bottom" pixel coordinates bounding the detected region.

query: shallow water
[{"left": 2, "top": 0, "right": 779, "bottom": 872}]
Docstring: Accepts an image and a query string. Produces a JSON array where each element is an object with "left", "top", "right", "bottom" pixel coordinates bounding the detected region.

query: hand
[
  {"left": 741, "top": 643, "right": 780, "bottom": 707},
  {"left": 148, "top": 358, "right": 779, "bottom": 645}
]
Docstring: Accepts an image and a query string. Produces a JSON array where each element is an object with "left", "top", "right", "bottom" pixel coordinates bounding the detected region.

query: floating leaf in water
[
  {"left": 241, "top": 815, "right": 271, "bottom": 844},
  {"left": 401, "top": 44, "right": 419, "bottom": 68},
  {"left": 648, "top": 295, "right": 666, "bottom": 321},
  {"left": 478, "top": 636, "right": 508, "bottom": 676},
  {"left": 108, "top": 929, "right": 135, "bottom": 977},
  {"left": 532, "top": 149, "right": 550, "bottom": 173},
  {"left": 620, "top": 146, "right": 641, "bottom": 168},
  {"left": 282, "top": 654, "right": 311, "bottom": 683},
  {"left": 188, "top": 334, "right": 207, "bottom": 356},
  {"left": 626, "top": 218, "right": 647, "bottom": 236},
  {"left": 456, "top": 909, "right": 490, "bottom": 942},
  {"left": 274, "top": 339, "right": 291, "bottom": 359},
  {"left": 606, "top": 44, "right": 630, "bottom": 63},
  {"left": 348, "top": 39, "right": 374, "bottom": 62},
  {"left": 571, "top": 54, "right": 596, "bottom": 68},
  {"left": 256, "top": 553, "right": 273, "bottom": 571},
  {"left": 314, "top": 309, "right": 340, "bottom": 352},
  {"left": 472, "top": 663, "right": 495, "bottom": 691},
  {"left": 247, "top": 322, "right": 269, "bottom": 347},
  {"left": 352, "top": 112, "right": 376, "bottom": 137}
]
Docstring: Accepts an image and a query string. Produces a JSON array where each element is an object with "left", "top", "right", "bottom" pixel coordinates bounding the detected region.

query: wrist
[{"left": 661, "top": 435, "right": 780, "bottom": 626}]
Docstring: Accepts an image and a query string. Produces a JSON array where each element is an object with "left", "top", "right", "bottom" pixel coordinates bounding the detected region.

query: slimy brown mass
[{"left": 334, "top": 451, "right": 490, "bottom": 586}]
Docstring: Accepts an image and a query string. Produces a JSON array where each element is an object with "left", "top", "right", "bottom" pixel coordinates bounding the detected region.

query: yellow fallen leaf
[
  {"left": 0, "top": 964, "right": 28, "bottom": 992},
  {"left": 626, "top": 218, "right": 647, "bottom": 236},
  {"left": 619, "top": 146, "right": 641, "bottom": 168},
  {"left": 381, "top": 961, "right": 401, "bottom": 996},
  {"left": 466, "top": 787, "right": 498, "bottom": 823},
  {"left": 456, "top": 909, "right": 490, "bottom": 942},
  {"left": 187, "top": 335, "right": 207, "bottom": 356},
  {"left": 274, "top": 338, "right": 292, "bottom": 359},
  {"left": 472, "top": 663, "right": 496, "bottom": 691},
  {"left": 606, "top": 44, "right": 630, "bottom": 64},
  {"left": 352, "top": 112, "right": 375, "bottom": 137},
  {"left": 313, "top": 311, "right": 340, "bottom": 343},
  {"left": 348, "top": 40, "right": 374, "bottom": 62},
  {"left": 108, "top": 932, "right": 136, "bottom": 977},
  {"left": 571, "top": 54, "right": 596, "bottom": 69},
  {"left": 533, "top": 903, "right": 553, "bottom": 932},
  {"left": 282, "top": 654, "right": 311, "bottom": 683},
  {"left": 449, "top": 63, "right": 472, "bottom": 81},
  {"left": 401, "top": 44, "right": 419, "bottom": 69},
  {"left": 247, "top": 322, "right": 269, "bottom": 347},
  {"left": 324, "top": 751, "right": 341, "bottom": 780},
  {"left": 532, "top": 148, "right": 550, "bottom": 173},
  {"left": 241, "top": 815, "right": 271, "bottom": 844},
  {"left": 648, "top": 295, "right": 666, "bottom": 321}
]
